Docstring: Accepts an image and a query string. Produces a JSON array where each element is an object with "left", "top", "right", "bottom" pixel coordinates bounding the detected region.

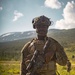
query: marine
[{"left": 20, "top": 15, "right": 68, "bottom": 75}]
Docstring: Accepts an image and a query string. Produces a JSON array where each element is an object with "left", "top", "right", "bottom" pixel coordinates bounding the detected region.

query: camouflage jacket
[{"left": 20, "top": 37, "right": 68, "bottom": 75}]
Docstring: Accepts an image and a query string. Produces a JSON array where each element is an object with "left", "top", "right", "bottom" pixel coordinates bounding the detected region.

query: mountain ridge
[{"left": 0, "top": 28, "right": 75, "bottom": 42}]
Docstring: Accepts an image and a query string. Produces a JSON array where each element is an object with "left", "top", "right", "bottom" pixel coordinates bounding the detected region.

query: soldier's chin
[{"left": 37, "top": 32, "right": 47, "bottom": 36}]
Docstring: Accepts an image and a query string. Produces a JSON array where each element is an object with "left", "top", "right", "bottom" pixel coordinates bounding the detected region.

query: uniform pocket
[{"left": 47, "top": 61, "right": 56, "bottom": 71}]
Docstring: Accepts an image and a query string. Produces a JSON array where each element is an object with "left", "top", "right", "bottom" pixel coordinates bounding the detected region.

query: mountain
[
  {"left": 0, "top": 28, "right": 75, "bottom": 43},
  {"left": 0, "top": 31, "right": 36, "bottom": 42},
  {"left": 48, "top": 28, "right": 75, "bottom": 43}
]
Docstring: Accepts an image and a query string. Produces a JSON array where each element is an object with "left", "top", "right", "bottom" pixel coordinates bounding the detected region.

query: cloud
[
  {"left": 13, "top": 10, "right": 24, "bottom": 22},
  {"left": 44, "top": 0, "right": 62, "bottom": 9},
  {"left": 0, "top": 7, "right": 3, "bottom": 10},
  {"left": 55, "top": 1, "right": 75, "bottom": 29}
]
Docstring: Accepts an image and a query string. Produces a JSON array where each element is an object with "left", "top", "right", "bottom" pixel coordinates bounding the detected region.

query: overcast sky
[{"left": 0, "top": 0, "right": 75, "bottom": 35}]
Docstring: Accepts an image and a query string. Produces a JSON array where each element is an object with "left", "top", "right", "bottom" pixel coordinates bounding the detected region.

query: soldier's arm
[
  {"left": 20, "top": 42, "right": 30, "bottom": 75},
  {"left": 55, "top": 42, "right": 68, "bottom": 66}
]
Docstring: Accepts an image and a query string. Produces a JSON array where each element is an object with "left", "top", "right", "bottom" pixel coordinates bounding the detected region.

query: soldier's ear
[
  {"left": 32, "top": 19, "right": 36, "bottom": 29},
  {"left": 32, "top": 19, "right": 34, "bottom": 24}
]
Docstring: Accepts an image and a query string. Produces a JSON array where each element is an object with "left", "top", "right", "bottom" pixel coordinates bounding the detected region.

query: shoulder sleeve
[
  {"left": 55, "top": 41, "right": 68, "bottom": 66},
  {"left": 21, "top": 41, "right": 31, "bottom": 54},
  {"left": 20, "top": 41, "right": 31, "bottom": 75}
]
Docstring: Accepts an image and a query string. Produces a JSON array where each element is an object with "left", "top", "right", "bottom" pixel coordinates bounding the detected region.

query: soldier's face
[{"left": 35, "top": 24, "right": 49, "bottom": 36}]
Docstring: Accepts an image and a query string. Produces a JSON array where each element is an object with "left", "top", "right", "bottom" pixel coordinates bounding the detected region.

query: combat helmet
[{"left": 32, "top": 15, "right": 52, "bottom": 29}]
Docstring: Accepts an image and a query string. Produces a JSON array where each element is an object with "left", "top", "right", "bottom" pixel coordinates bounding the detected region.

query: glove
[{"left": 67, "top": 60, "right": 71, "bottom": 72}]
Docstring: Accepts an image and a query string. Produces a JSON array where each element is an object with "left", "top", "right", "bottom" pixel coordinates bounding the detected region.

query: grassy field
[
  {"left": 0, "top": 48, "right": 75, "bottom": 75},
  {"left": 57, "top": 63, "right": 75, "bottom": 75},
  {"left": 0, "top": 61, "right": 20, "bottom": 75},
  {"left": 0, "top": 60, "right": 75, "bottom": 75}
]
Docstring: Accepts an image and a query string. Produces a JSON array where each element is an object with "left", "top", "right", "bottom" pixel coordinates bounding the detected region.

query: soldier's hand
[
  {"left": 67, "top": 60, "right": 71, "bottom": 72},
  {"left": 25, "top": 60, "right": 31, "bottom": 66}
]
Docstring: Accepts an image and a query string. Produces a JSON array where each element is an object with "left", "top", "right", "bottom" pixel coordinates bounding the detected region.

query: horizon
[{"left": 0, "top": 28, "right": 75, "bottom": 36}]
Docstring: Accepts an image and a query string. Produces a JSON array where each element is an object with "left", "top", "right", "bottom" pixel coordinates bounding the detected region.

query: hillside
[
  {"left": 0, "top": 31, "right": 36, "bottom": 42},
  {"left": 48, "top": 28, "right": 75, "bottom": 45},
  {"left": 0, "top": 28, "right": 75, "bottom": 60},
  {"left": 0, "top": 28, "right": 75, "bottom": 43}
]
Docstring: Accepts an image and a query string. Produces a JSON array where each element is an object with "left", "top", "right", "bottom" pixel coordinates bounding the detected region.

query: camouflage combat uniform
[
  {"left": 20, "top": 15, "right": 68, "bottom": 75},
  {"left": 20, "top": 37, "right": 68, "bottom": 75}
]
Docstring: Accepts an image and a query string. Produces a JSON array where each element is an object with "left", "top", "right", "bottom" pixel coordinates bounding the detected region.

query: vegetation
[
  {"left": 0, "top": 57, "right": 75, "bottom": 75},
  {"left": 0, "top": 61, "right": 20, "bottom": 75},
  {"left": 0, "top": 38, "right": 31, "bottom": 60}
]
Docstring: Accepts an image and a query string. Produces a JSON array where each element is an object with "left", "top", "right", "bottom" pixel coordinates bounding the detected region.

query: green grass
[
  {"left": 57, "top": 64, "right": 75, "bottom": 75},
  {"left": 0, "top": 61, "right": 20, "bottom": 75},
  {"left": 0, "top": 47, "right": 75, "bottom": 75},
  {"left": 0, "top": 61, "right": 75, "bottom": 75}
]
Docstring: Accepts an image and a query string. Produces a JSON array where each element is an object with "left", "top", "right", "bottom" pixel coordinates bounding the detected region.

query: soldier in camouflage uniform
[{"left": 20, "top": 15, "right": 68, "bottom": 75}]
